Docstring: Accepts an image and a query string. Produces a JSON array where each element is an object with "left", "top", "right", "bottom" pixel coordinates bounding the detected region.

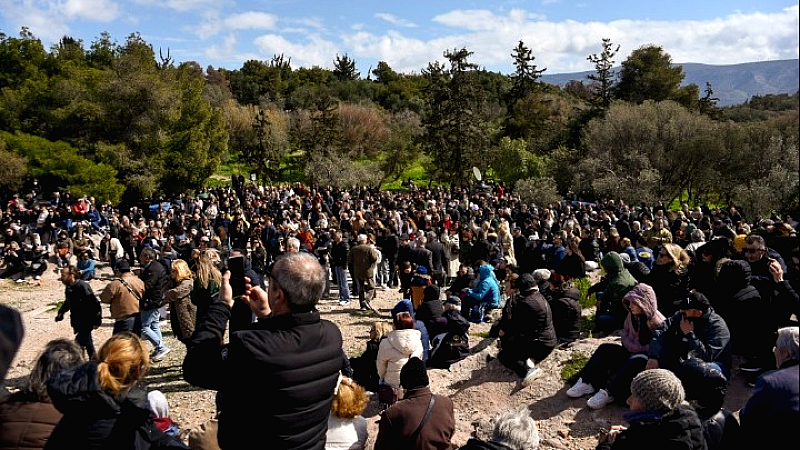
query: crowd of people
[{"left": 1, "top": 180, "right": 799, "bottom": 449}]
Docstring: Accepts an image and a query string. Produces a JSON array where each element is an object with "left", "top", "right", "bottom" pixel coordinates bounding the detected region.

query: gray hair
[
  {"left": 139, "top": 247, "right": 158, "bottom": 262},
  {"left": 357, "top": 234, "right": 368, "bottom": 244},
  {"left": 286, "top": 237, "right": 301, "bottom": 252},
  {"left": 271, "top": 252, "right": 326, "bottom": 311},
  {"left": 776, "top": 326, "right": 799, "bottom": 360},
  {"left": 491, "top": 409, "right": 540, "bottom": 450},
  {"left": 690, "top": 229, "right": 705, "bottom": 243},
  {"left": 28, "top": 339, "right": 83, "bottom": 400},
  {"left": 745, "top": 234, "right": 766, "bottom": 249}
]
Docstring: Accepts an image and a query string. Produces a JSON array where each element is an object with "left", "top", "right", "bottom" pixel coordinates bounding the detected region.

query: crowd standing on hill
[{"left": 1, "top": 180, "right": 799, "bottom": 449}]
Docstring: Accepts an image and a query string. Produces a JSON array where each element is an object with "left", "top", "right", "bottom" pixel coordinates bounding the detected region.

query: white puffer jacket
[{"left": 376, "top": 328, "right": 423, "bottom": 389}]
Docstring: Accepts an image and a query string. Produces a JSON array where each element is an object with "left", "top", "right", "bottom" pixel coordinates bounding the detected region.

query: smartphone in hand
[{"left": 227, "top": 255, "right": 246, "bottom": 297}]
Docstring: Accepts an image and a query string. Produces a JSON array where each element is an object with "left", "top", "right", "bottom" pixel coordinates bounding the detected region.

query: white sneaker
[
  {"left": 34, "top": 275, "right": 41, "bottom": 280},
  {"left": 567, "top": 378, "right": 596, "bottom": 398},
  {"left": 521, "top": 367, "right": 544, "bottom": 387},
  {"left": 152, "top": 347, "right": 171, "bottom": 362},
  {"left": 587, "top": 389, "right": 614, "bottom": 409},
  {"left": 339, "top": 300, "right": 351, "bottom": 307},
  {"left": 15, "top": 278, "right": 25, "bottom": 283}
]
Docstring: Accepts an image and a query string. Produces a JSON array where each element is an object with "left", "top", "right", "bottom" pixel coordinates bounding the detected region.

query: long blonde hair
[
  {"left": 97, "top": 333, "right": 149, "bottom": 395},
  {"left": 171, "top": 259, "right": 193, "bottom": 282},
  {"left": 197, "top": 249, "right": 222, "bottom": 290}
]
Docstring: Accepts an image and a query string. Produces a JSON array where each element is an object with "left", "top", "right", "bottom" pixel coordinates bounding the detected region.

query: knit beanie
[
  {"left": 630, "top": 369, "right": 685, "bottom": 411},
  {"left": 400, "top": 357, "right": 429, "bottom": 390}
]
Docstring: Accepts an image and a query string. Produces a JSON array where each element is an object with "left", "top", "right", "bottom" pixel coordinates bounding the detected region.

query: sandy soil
[{"left": 2, "top": 259, "right": 753, "bottom": 449}]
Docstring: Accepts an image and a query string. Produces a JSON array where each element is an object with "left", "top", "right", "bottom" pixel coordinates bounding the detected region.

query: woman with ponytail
[{"left": 45, "top": 333, "right": 187, "bottom": 449}]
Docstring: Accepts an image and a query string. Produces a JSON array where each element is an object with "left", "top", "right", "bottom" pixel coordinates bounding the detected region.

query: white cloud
[
  {"left": 196, "top": 11, "right": 279, "bottom": 38},
  {"left": 374, "top": 13, "right": 417, "bottom": 28},
  {"left": 0, "top": 0, "right": 119, "bottom": 43},
  {"left": 133, "top": 0, "right": 218, "bottom": 12},
  {"left": 253, "top": 33, "right": 339, "bottom": 69},
  {"left": 63, "top": 0, "right": 120, "bottom": 21},
  {"left": 342, "top": 5, "right": 799, "bottom": 74},
  {"left": 433, "top": 9, "right": 545, "bottom": 31}
]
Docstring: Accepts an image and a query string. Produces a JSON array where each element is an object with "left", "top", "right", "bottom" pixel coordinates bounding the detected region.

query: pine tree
[{"left": 587, "top": 38, "right": 620, "bottom": 109}]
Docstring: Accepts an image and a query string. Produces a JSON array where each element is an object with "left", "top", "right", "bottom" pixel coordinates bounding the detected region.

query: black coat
[
  {"left": 646, "top": 264, "right": 690, "bottom": 317},
  {"left": 427, "top": 240, "right": 449, "bottom": 276},
  {"left": 140, "top": 260, "right": 170, "bottom": 311},
  {"left": 58, "top": 280, "right": 101, "bottom": 330},
  {"left": 596, "top": 404, "right": 706, "bottom": 450},
  {"left": 649, "top": 308, "right": 732, "bottom": 378},
  {"left": 427, "top": 310, "right": 470, "bottom": 369},
  {"left": 350, "top": 338, "right": 382, "bottom": 392},
  {"left": 416, "top": 298, "right": 446, "bottom": 337},
  {"left": 183, "top": 302, "right": 347, "bottom": 450},
  {"left": 550, "top": 287, "right": 582, "bottom": 343},
  {"left": 499, "top": 290, "right": 557, "bottom": 349},
  {"left": 46, "top": 362, "right": 186, "bottom": 450}
]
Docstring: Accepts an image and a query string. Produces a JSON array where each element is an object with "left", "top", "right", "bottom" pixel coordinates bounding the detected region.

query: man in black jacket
[
  {"left": 330, "top": 230, "right": 350, "bottom": 306},
  {"left": 426, "top": 231, "right": 449, "bottom": 287},
  {"left": 183, "top": 252, "right": 347, "bottom": 450},
  {"left": 139, "top": 247, "right": 171, "bottom": 361},
  {"left": 646, "top": 290, "right": 732, "bottom": 379},
  {"left": 56, "top": 266, "right": 102, "bottom": 358}
]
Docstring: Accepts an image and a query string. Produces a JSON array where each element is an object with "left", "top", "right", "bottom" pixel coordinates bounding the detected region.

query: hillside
[{"left": 543, "top": 59, "right": 799, "bottom": 106}]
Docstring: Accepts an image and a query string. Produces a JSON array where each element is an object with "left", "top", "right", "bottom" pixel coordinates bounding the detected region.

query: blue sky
[{"left": 1, "top": 0, "right": 797, "bottom": 75}]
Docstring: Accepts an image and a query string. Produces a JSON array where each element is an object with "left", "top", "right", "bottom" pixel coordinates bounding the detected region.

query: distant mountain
[{"left": 542, "top": 59, "right": 799, "bottom": 107}]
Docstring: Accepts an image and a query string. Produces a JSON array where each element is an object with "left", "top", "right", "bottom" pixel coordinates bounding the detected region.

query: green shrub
[
  {"left": 574, "top": 277, "right": 596, "bottom": 309},
  {"left": 561, "top": 352, "right": 590, "bottom": 383}
]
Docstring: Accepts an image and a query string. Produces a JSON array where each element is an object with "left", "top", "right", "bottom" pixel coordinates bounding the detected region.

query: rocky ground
[{"left": 2, "top": 258, "right": 753, "bottom": 449}]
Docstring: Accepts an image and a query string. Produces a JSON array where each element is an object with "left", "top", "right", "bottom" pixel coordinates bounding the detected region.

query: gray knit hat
[{"left": 630, "top": 369, "right": 685, "bottom": 411}]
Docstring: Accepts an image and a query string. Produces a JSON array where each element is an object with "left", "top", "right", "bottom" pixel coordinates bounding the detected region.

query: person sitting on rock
[{"left": 567, "top": 283, "right": 665, "bottom": 410}]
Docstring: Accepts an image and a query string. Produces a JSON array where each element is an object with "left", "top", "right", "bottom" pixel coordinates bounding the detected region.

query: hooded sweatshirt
[
  {"left": 621, "top": 283, "right": 666, "bottom": 354},
  {"left": 599, "top": 252, "right": 638, "bottom": 320},
  {"left": 465, "top": 264, "right": 501, "bottom": 308},
  {"left": 376, "top": 329, "right": 423, "bottom": 389}
]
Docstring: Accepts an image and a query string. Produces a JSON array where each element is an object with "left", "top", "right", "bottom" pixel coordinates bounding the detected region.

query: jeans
[
  {"left": 113, "top": 313, "right": 142, "bottom": 335},
  {"left": 75, "top": 328, "right": 96, "bottom": 359},
  {"left": 141, "top": 308, "right": 166, "bottom": 352},
  {"left": 334, "top": 266, "right": 350, "bottom": 302}
]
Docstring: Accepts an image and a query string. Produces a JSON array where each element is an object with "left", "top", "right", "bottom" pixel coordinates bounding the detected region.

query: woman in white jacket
[
  {"left": 326, "top": 377, "right": 369, "bottom": 450},
  {"left": 376, "top": 311, "right": 423, "bottom": 397}
]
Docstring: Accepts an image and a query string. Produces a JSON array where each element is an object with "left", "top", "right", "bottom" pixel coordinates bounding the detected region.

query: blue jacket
[{"left": 466, "top": 264, "right": 501, "bottom": 308}]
